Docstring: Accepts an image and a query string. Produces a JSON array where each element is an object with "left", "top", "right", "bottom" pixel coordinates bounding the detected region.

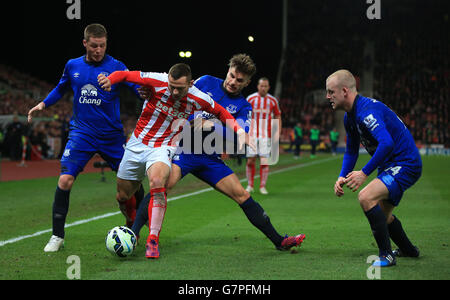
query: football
[{"left": 105, "top": 226, "right": 137, "bottom": 257}]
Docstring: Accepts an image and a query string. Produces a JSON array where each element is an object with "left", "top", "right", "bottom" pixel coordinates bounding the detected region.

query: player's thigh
[
  {"left": 166, "top": 163, "right": 182, "bottom": 190},
  {"left": 215, "top": 173, "right": 248, "bottom": 204},
  {"left": 358, "top": 178, "right": 390, "bottom": 211},
  {"left": 147, "top": 161, "right": 171, "bottom": 188}
]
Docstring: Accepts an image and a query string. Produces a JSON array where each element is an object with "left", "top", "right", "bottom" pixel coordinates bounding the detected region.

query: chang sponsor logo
[{"left": 79, "top": 84, "right": 102, "bottom": 106}]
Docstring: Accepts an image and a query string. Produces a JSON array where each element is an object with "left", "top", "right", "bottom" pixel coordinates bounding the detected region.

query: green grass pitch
[{"left": 0, "top": 153, "right": 449, "bottom": 280}]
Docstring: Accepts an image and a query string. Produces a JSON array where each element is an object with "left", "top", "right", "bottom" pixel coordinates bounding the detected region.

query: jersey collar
[
  {"left": 349, "top": 94, "right": 362, "bottom": 115},
  {"left": 83, "top": 54, "right": 107, "bottom": 66}
]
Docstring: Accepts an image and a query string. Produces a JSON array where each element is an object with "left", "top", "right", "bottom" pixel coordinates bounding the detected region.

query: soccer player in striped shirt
[
  {"left": 98, "top": 63, "right": 251, "bottom": 258},
  {"left": 131, "top": 54, "right": 305, "bottom": 254},
  {"left": 328, "top": 69, "right": 421, "bottom": 267},
  {"left": 246, "top": 78, "right": 282, "bottom": 195}
]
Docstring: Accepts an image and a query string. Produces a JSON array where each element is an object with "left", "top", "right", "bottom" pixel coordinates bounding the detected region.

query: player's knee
[
  {"left": 116, "top": 190, "right": 130, "bottom": 204},
  {"left": 149, "top": 177, "right": 165, "bottom": 189},
  {"left": 233, "top": 187, "right": 250, "bottom": 204},
  {"left": 165, "top": 177, "right": 176, "bottom": 192},
  {"left": 58, "top": 175, "right": 75, "bottom": 190},
  {"left": 358, "top": 189, "right": 375, "bottom": 210},
  {"left": 246, "top": 157, "right": 256, "bottom": 166}
]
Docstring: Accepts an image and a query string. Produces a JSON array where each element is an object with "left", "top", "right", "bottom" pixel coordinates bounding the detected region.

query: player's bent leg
[
  {"left": 165, "top": 163, "right": 182, "bottom": 192},
  {"left": 45, "top": 174, "right": 76, "bottom": 252},
  {"left": 380, "top": 200, "right": 420, "bottom": 258},
  {"left": 358, "top": 179, "right": 396, "bottom": 267},
  {"left": 145, "top": 162, "right": 171, "bottom": 259},
  {"left": 259, "top": 157, "right": 269, "bottom": 194},
  {"left": 215, "top": 173, "right": 249, "bottom": 204},
  {"left": 58, "top": 174, "right": 75, "bottom": 190},
  {"left": 124, "top": 184, "right": 145, "bottom": 228},
  {"left": 147, "top": 162, "right": 171, "bottom": 188},
  {"left": 116, "top": 178, "right": 141, "bottom": 224},
  {"left": 358, "top": 179, "right": 390, "bottom": 211},
  {"left": 246, "top": 157, "right": 256, "bottom": 192},
  {"left": 215, "top": 174, "right": 305, "bottom": 250}
]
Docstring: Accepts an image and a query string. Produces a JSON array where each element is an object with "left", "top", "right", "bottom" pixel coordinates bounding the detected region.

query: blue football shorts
[
  {"left": 377, "top": 162, "right": 422, "bottom": 206},
  {"left": 60, "top": 131, "right": 126, "bottom": 178},
  {"left": 172, "top": 153, "right": 234, "bottom": 187}
]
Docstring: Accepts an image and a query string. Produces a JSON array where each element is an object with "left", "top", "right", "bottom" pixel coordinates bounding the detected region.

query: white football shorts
[
  {"left": 246, "top": 137, "right": 271, "bottom": 158},
  {"left": 117, "top": 134, "right": 177, "bottom": 181}
]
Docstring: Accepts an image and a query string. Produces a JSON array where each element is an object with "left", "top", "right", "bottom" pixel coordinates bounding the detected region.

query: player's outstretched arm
[{"left": 27, "top": 102, "right": 46, "bottom": 123}]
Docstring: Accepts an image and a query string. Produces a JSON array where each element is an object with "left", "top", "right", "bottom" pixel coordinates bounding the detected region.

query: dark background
[
  {"left": 1, "top": 0, "right": 283, "bottom": 92},
  {"left": 0, "top": 0, "right": 448, "bottom": 95}
]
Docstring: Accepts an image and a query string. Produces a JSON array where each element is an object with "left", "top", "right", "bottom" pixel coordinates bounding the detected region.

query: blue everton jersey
[
  {"left": 189, "top": 75, "right": 252, "bottom": 155},
  {"left": 43, "top": 55, "right": 139, "bottom": 139},
  {"left": 341, "top": 94, "right": 421, "bottom": 177}
]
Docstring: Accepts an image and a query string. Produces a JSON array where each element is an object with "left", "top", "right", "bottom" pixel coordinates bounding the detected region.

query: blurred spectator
[
  {"left": 309, "top": 123, "right": 320, "bottom": 158},
  {"left": 29, "top": 121, "right": 49, "bottom": 159},
  {"left": 5, "top": 115, "right": 25, "bottom": 160},
  {"left": 293, "top": 122, "right": 303, "bottom": 159},
  {"left": 330, "top": 127, "right": 339, "bottom": 155}
]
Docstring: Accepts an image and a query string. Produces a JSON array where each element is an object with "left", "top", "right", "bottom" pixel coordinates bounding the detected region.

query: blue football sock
[
  {"left": 364, "top": 204, "right": 392, "bottom": 256},
  {"left": 240, "top": 197, "right": 283, "bottom": 247},
  {"left": 52, "top": 186, "right": 71, "bottom": 238},
  {"left": 131, "top": 193, "right": 150, "bottom": 236},
  {"left": 388, "top": 215, "right": 418, "bottom": 256}
]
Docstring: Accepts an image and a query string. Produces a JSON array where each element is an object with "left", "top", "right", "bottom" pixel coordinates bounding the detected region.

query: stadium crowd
[
  {"left": 279, "top": 0, "right": 449, "bottom": 149},
  {"left": 372, "top": 22, "right": 449, "bottom": 147},
  {"left": 0, "top": 63, "right": 139, "bottom": 160}
]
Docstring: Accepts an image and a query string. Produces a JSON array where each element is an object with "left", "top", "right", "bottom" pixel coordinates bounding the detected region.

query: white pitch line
[{"left": 0, "top": 156, "right": 339, "bottom": 247}]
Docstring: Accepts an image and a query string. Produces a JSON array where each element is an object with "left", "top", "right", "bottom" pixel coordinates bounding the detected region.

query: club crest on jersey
[
  {"left": 79, "top": 84, "right": 102, "bottom": 106},
  {"left": 226, "top": 104, "right": 238, "bottom": 114}
]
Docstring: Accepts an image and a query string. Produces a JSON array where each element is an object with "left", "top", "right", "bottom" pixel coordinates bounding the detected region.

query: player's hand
[
  {"left": 201, "top": 119, "right": 215, "bottom": 131},
  {"left": 27, "top": 102, "right": 45, "bottom": 123},
  {"left": 191, "top": 117, "right": 214, "bottom": 131},
  {"left": 137, "top": 86, "right": 152, "bottom": 100},
  {"left": 334, "top": 176, "right": 346, "bottom": 197},
  {"left": 97, "top": 74, "right": 112, "bottom": 92},
  {"left": 237, "top": 129, "right": 255, "bottom": 153},
  {"left": 344, "top": 170, "right": 368, "bottom": 192}
]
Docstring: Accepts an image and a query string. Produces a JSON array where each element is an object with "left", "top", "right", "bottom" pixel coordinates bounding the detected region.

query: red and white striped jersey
[
  {"left": 108, "top": 71, "right": 240, "bottom": 147},
  {"left": 246, "top": 92, "right": 281, "bottom": 138}
]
